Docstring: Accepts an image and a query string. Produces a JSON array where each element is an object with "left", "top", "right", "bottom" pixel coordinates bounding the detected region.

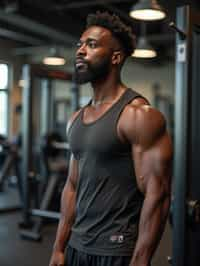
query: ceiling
[{"left": 0, "top": 0, "right": 199, "bottom": 65}]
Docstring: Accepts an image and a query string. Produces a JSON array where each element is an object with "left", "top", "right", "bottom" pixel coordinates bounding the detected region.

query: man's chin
[
  {"left": 74, "top": 72, "right": 92, "bottom": 85},
  {"left": 76, "top": 79, "right": 90, "bottom": 85}
]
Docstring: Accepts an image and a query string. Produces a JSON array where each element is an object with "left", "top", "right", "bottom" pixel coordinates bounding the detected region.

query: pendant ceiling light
[
  {"left": 43, "top": 47, "right": 66, "bottom": 66},
  {"left": 129, "top": 0, "right": 166, "bottom": 21},
  {"left": 132, "top": 37, "right": 157, "bottom": 58},
  {"left": 43, "top": 56, "right": 66, "bottom": 66},
  {"left": 132, "top": 23, "right": 157, "bottom": 58}
]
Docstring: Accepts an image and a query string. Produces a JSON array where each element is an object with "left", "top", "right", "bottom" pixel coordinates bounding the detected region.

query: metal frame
[
  {"left": 173, "top": 5, "right": 200, "bottom": 266},
  {"left": 0, "top": 8, "right": 76, "bottom": 45},
  {"left": 20, "top": 173, "right": 61, "bottom": 241},
  {"left": 21, "top": 64, "right": 33, "bottom": 225},
  {"left": 0, "top": 27, "right": 43, "bottom": 45},
  {"left": 185, "top": 8, "right": 200, "bottom": 266},
  {"left": 20, "top": 64, "right": 78, "bottom": 229},
  {"left": 40, "top": 79, "right": 52, "bottom": 136}
]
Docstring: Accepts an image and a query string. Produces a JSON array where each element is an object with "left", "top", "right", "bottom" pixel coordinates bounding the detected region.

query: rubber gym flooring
[
  {"left": 0, "top": 211, "right": 57, "bottom": 266},
  {"left": 0, "top": 186, "right": 57, "bottom": 266}
]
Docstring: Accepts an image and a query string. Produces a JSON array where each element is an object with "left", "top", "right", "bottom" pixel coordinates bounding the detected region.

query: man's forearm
[
  {"left": 49, "top": 156, "right": 77, "bottom": 266},
  {"left": 53, "top": 217, "right": 73, "bottom": 252},
  {"left": 130, "top": 194, "right": 170, "bottom": 266},
  {"left": 53, "top": 183, "right": 76, "bottom": 253}
]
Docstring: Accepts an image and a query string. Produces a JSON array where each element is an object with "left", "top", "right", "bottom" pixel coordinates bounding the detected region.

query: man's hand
[
  {"left": 129, "top": 257, "right": 151, "bottom": 266},
  {"left": 49, "top": 249, "right": 65, "bottom": 266}
]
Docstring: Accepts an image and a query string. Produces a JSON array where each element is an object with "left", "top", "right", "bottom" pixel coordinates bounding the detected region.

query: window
[{"left": 0, "top": 64, "right": 9, "bottom": 135}]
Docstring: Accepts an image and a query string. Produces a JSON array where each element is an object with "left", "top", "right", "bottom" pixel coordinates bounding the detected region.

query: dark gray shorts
[{"left": 65, "top": 246, "right": 132, "bottom": 266}]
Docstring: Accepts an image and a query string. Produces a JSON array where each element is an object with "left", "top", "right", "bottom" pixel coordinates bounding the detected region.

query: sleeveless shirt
[{"left": 67, "top": 88, "right": 144, "bottom": 256}]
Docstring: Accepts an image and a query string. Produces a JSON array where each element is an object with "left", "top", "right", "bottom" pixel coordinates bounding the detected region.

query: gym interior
[{"left": 0, "top": 1, "right": 199, "bottom": 266}]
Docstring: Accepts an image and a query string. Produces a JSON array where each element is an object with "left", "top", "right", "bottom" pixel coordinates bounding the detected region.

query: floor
[
  {"left": 0, "top": 211, "right": 57, "bottom": 266},
  {"left": 0, "top": 184, "right": 58, "bottom": 266}
]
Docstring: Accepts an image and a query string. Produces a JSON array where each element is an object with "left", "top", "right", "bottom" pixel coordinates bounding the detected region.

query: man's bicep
[
  {"left": 60, "top": 154, "right": 78, "bottom": 218},
  {"left": 133, "top": 131, "right": 172, "bottom": 197},
  {"left": 66, "top": 154, "right": 79, "bottom": 191},
  {"left": 61, "top": 154, "right": 78, "bottom": 204}
]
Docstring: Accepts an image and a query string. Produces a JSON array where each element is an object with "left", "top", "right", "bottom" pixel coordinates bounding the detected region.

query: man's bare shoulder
[
  {"left": 120, "top": 97, "right": 166, "bottom": 146},
  {"left": 66, "top": 109, "right": 82, "bottom": 134}
]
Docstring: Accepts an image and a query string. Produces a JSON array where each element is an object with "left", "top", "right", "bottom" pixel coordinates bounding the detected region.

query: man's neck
[{"left": 91, "top": 74, "right": 125, "bottom": 103}]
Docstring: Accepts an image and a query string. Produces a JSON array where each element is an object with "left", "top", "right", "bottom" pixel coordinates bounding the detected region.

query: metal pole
[
  {"left": 173, "top": 6, "right": 189, "bottom": 266},
  {"left": 71, "top": 82, "right": 79, "bottom": 111},
  {"left": 40, "top": 79, "right": 52, "bottom": 136},
  {"left": 0, "top": 9, "right": 76, "bottom": 45},
  {"left": 21, "top": 64, "right": 33, "bottom": 226}
]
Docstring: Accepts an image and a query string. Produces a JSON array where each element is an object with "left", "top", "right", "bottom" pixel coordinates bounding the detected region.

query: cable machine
[
  {"left": 173, "top": 5, "right": 200, "bottom": 266},
  {"left": 19, "top": 65, "right": 79, "bottom": 239}
]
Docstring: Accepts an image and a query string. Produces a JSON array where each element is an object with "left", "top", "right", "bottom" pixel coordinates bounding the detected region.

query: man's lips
[
  {"left": 75, "top": 59, "right": 88, "bottom": 70},
  {"left": 75, "top": 58, "right": 87, "bottom": 67}
]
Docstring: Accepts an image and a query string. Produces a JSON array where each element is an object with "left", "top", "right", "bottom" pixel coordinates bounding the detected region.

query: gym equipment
[
  {"left": 173, "top": 6, "right": 200, "bottom": 266},
  {"left": 20, "top": 65, "right": 78, "bottom": 227},
  {"left": 20, "top": 132, "right": 69, "bottom": 241},
  {"left": 0, "top": 136, "right": 23, "bottom": 213},
  {"left": 0, "top": 142, "right": 22, "bottom": 193}
]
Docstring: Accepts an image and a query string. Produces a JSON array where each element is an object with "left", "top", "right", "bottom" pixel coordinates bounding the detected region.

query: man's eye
[
  {"left": 76, "top": 42, "right": 82, "bottom": 48},
  {"left": 88, "top": 42, "right": 97, "bottom": 48}
]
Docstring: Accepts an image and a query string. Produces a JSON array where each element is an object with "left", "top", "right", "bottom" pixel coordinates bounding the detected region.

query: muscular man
[{"left": 49, "top": 11, "right": 173, "bottom": 266}]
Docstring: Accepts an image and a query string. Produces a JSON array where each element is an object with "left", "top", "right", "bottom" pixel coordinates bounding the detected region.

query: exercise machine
[
  {"left": 20, "top": 132, "right": 69, "bottom": 241},
  {"left": 0, "top": 135, "right": 23, "bottom": 213}
]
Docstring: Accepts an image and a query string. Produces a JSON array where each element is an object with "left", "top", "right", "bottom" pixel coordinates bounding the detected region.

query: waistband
[{"left": 68, "top": 230, "right": 137, "bottom": 256}]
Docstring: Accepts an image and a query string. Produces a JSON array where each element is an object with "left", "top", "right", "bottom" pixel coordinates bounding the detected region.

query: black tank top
[{"left": 67, "top": 88, "right": 144, "bottom": 256}]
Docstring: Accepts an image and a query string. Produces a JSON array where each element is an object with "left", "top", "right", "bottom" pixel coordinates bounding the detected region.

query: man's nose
[{"left": 76, "top": 43, "right": 86, "bottom": 57}]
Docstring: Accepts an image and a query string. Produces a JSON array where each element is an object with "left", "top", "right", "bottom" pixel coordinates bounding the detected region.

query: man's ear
[{"left": 112, "top": 51, "right": 124, "bottom": 65}]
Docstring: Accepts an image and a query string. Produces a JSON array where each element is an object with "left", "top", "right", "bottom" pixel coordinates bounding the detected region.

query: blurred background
[{"left": 0, "top": 1, "right": 200, "bottom": 266}]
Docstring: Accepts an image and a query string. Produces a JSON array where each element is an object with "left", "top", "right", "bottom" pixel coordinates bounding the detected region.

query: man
[{"left": 49, "top": 11, "right": 173, "bottom": 266}]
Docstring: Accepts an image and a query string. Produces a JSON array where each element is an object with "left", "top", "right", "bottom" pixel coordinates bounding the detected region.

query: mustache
[{"left": 75, "top": 57, "right": 88, "bottom": 64}]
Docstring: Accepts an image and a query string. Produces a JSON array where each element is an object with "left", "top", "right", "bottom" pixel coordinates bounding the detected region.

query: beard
[{"left": 74, "top": 56, "right": 111, "bottom": 85}]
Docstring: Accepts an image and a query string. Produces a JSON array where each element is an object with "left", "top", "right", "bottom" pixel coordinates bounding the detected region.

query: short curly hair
[{"left": 86, "top": 11, "right": 136, "bottom": 57}]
